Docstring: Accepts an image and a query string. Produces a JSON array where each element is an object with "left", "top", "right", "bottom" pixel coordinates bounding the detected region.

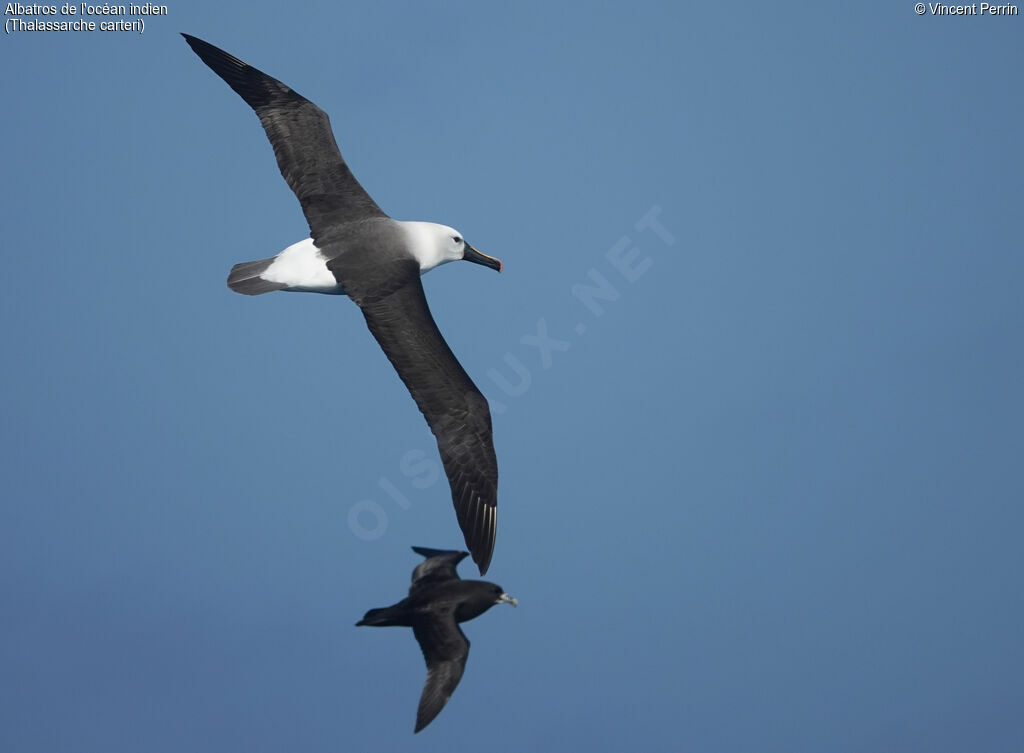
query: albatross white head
[{"left": 401, "top": 221, "right": 503, "bottom": 274}]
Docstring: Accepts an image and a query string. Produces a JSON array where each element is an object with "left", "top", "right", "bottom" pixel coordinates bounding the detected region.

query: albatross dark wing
[
  {"left": 345, "top": 263, "right": 498, "bottom": 575},
  {"left": 412, "top": 616, "right": 470, "bottom": 733},
  {"left": 182, "top": 34, "right": 387, "bottom": 240}
]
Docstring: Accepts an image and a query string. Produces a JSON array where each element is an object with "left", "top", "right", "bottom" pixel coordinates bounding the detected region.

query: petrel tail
[
  {"left": 355, "top": 605, "right": 408, "bottom": 627},
  {"left": 227, "top": 258, "right": 287, "bottom": 295}
]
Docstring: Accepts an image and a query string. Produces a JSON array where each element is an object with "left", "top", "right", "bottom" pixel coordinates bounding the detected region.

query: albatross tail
[
  {"left": 226, "top": 239, "right": 345, "bottom": 296},
  {"left": 226, "top": 258, "right": 288, "bottom": 296}
]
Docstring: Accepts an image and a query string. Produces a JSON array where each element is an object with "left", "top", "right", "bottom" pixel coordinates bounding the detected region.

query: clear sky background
[{"left": 3, "top": 2, "right": 1023, "bottom": 751}]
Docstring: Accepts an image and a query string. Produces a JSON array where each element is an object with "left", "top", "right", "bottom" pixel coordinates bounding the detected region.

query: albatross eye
[{"left": 453, "top": 236, "right": 462, "bottom": 245}]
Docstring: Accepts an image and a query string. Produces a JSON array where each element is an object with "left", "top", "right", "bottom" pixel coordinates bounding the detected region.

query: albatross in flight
[
  {"left": 182, "top": 34, "right": 502, "bottom": 574},
  {"left": 356, "top": 546, "right": 517, "bottom": 732}
]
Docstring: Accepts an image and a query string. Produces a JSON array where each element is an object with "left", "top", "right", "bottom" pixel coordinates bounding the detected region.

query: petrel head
[
  {"left": 488, "top": 582, "right": 517, "bottom": 607},
  {"left": 496, "top": 592, "right": 518, "bottom": 607}
]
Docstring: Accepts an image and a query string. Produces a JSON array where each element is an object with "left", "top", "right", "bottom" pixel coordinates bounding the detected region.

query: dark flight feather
[
  {"left": 412, "top": 618, "right": 470, "bottom": 733},
  {"left": 342, "top": 264, "right": 498, "bottom": 575},
  {"left": 181, "top": 33, "right": 387, "bottom": 241}
]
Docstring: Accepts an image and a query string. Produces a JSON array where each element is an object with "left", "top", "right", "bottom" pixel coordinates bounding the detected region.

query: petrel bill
[
  {"left": 356, "top": 546, "right": 517, "bottom": 732},
  {"left": 182, "top": 34, "right": 502, "bottom": 573}
]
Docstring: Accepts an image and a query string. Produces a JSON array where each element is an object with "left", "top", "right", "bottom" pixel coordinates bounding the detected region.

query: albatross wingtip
[{"left": 472, "top": 548, "right": 492, "bottom": 576}]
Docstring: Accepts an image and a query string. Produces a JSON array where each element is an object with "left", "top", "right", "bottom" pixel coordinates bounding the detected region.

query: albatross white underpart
[{"left": 262, "top": 238, "right": 343, "bottom": 294}]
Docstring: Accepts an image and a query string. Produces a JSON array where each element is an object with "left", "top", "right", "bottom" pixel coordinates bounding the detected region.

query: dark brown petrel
[{"left": 356, "top": 547, "right": 517, "bottom": 732}]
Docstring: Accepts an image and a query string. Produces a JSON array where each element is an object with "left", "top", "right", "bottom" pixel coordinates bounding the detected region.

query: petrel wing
[
  {"left": 182, "top": 34, "right": 387, "bottom": 241},
  {"left": 412, "top": 614, "right": 470, "bottom": 733},
  {"left": 410, "top": 548, "right": 469, "bottom": 591}
]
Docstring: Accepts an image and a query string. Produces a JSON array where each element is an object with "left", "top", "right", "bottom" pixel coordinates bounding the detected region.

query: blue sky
[{"left": 3, "top": 2, "right": 1023, "bottom": 751}]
